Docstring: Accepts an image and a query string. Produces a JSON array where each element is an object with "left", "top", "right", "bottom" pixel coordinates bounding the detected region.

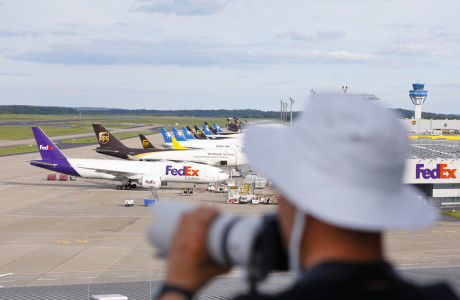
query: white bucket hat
[{"left": 244, "top": 94, "right": 438, "bottom": 232}]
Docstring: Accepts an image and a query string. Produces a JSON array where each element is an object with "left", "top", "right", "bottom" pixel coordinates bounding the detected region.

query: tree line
[
  {"left": 2, "top": 105, "right": 458, "bottom": 120},
  {"left": 0, "top": 105, "right": 77, "bottom": 115},
  {"left": 0, "top": 105, "right": 288, "bottom": 119}
]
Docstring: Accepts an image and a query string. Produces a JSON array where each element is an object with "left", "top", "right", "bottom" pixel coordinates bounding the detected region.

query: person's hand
[{"left": 165, "top": 206, "right": 230, "bottom": 293}]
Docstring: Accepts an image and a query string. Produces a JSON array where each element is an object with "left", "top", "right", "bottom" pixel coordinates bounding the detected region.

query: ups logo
[
  {"left": 99, "top": 132, "right": 109, "bottom": 144},
  {"left": 412, "top": 120, "right": 416, "bottom": 125},
  {"left": 142, "top": 140, "right": 149, "bottom": 148}
]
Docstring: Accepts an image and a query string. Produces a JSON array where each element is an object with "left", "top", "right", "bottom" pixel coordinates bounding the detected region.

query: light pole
[
  {"left": 289, "top": 97, "right": 295, "bottom": 125},
  {"left": 284, "top": 102, "right": 288, "bottom": 127},
  {"left": 280, "top": 99, "right": 284, "bottom": 128}
]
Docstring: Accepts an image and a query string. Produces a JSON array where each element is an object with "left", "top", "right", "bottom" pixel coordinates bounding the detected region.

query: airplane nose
[{"left": 219, "top": 172, "right": 229, "bottom": 182}]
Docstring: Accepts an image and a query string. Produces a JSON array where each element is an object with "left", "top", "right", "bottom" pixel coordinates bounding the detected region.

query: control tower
[{"left": 409, "top": 83, "right": 428, "bottom": 119}]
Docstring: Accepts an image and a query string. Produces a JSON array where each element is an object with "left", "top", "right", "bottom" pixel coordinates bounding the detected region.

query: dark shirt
[{"left": 236, "top": 261, "right": 458, "bottom": 300}]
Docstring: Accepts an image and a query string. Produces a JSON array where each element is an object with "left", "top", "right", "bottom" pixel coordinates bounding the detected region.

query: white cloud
[
  {"left": 1, "top": 0, "right": 460, "bottom": 111},
  {"left": 132, "top": 0, "right": 227, "bottom": 16},
  {"left": 0, "top": 30, "right": 39, "bottom": 38},
  {"left": 276, "top": 30, "right": 346, "bottom": 42},
  {"left": 9, "top": 39, "right": 376, "bottom": 66},
  {"left": 382, "top": 42, "right": 456, "bottom": 57}
]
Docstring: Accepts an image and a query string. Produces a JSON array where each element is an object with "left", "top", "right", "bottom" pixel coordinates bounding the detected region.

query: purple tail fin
[{"left": 32, "top": 127, "right": 67, "bottom": 161}]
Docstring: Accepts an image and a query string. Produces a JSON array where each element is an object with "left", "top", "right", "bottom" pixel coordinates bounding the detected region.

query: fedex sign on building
[
  {"left": 416, "top": 164, "right": 456, "bottom": 179},
  {"left": 404, "top": 159, "right": 460, "bottom": 184}
]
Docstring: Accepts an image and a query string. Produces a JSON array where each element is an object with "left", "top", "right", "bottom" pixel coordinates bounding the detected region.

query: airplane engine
[{"left": 141, "top": 176, "right": 162, "bottom": 188}]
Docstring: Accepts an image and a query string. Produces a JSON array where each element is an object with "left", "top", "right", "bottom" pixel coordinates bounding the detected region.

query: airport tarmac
[{"left": 1, "top": 132, "right": 460, "bottom": 294}]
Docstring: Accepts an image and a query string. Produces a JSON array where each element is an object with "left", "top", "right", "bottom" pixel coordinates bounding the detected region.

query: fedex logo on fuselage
[
  {"left": 416, "top": 164, "right": 457, "bottom": 179},
  {"left": 39, "top": 145, "right": 54, "bottom": 150},
  {"left": 166, "top": 165, "right": 199, "bottom": 176},
  {"left": 145, "top": 180, "right": 156, "bottom": 184}
]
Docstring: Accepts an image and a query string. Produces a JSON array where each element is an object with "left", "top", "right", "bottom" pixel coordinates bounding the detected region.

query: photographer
[{"left": 155, "top": 94, "right": 458, "bottom": 299}]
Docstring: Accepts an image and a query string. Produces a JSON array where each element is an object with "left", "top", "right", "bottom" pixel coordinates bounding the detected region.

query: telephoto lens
[{"left": 147, "top": 201, "right": 288, "bottom": 283}]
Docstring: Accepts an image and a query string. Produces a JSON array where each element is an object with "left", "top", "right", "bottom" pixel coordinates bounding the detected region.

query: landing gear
[{"left": 116, "top": 183, "right": 137, "bottom": 190}]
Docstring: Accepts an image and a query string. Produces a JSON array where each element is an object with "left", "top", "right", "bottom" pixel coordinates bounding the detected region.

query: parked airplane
[
  {"left": 29, "top": 127, "right": 228, "bottom": 190},
  {"left": 186, "top": 126, "right": 207, "bottom": 139},
  {"left": 225, "top": 116, "right": 248, "bottom": 132},
  {"left": 165, "top": 128, "right": 243, "bottom": 150},
  {"left": 204, "top": 122, "right": 218, "bottom": 135},
  {"left": 181, "top": 127, "right": 197, "bottom": 140},
  {"left": 205, "top": 122, "right": 240, "bottom": 137},
  {"left": 233, "top": 116, "right": 248, "bottom": 127},
  {"left": 194, "top": 125, "right": 208, "bottom": 139},
  {"left": 226, "top": 118, "right": 240, "bottom": 132},
  {"left": 200, "top": 124, "right": 242, "bottom": 139},
  {"left": 201, "top": 124, "right": 218, "bottom": 137},
  {"left": 93, "top": 125, "right": 247, "bottom": 166},
  {"left": 213, "top": 123, "right": 225, "bottom": 133},
  {"left": 139, "top": 134, "right": 156, "bottom": 149}
]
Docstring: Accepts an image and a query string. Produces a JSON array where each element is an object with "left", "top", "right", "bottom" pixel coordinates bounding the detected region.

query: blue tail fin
[
  {"left": 32, "top": 127, "right": 67, "bottom": 161},
  {"left": 160, "top": 128, "right": 173, "bottom": 143},
  {"left": 202, "top": 124, "right": 214, "bottom": 136},
  {"left": 182, "top": 127, "right": 196, "bottom": 140},
  {"left": 213, "top": 123, "right": 224, "bottom": 133},
  {"left": 172, "top": 128, "right": 188, "bottom": 142}
]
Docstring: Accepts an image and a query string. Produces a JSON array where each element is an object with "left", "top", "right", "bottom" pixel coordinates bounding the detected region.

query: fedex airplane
[
  {"left": 29, "top": 127, "right": 228, "bottom": 190},
  {"left": 163, "top": 128, "right": 243, "bottom": 150},
  {"left": 93, "top": 124, "right": 248, "bottom": 167}
]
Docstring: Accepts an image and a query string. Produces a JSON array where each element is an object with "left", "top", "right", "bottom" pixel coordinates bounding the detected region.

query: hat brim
[{"left": 244, "top": 125, "right": 438, "bottom": 232}]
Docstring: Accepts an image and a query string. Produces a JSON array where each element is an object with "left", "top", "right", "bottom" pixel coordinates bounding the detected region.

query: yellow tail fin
[{"left": 172, "top": 137, "right": 189, "bottom": 150}]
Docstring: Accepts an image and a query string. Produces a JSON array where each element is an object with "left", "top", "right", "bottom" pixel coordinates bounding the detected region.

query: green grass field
[
  {"left": 0, "top": 115, "right": 231, "bottom": 140},
  {"left": 0, "top": 145, "right": 37, "bottom": 156},
  {"left": 0, "top": 114, "right": 260, "bottom": 156},
  {"left": 0, "top": 125, "right": 93, "bottom": 140},
  {"left": 442, "top": 210, "right": 460, "bottom": 220},
  {"left": 62, "top": 131, "right": 155, "bottom": 143}
]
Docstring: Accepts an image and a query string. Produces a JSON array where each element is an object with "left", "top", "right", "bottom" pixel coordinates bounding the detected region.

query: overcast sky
[{"left": 1, "top": 0, "right": 459, "bottom": 112}]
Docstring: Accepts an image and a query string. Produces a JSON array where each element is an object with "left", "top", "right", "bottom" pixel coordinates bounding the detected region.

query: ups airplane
[
  {"left": 226, "top": 116, "right": 247, "bottom": 132},
  {"left": 29, "top": 127, "right": 228, "bottom": 190},
  {"left": 204, "top": 122, "right": 242, "bottom": 137},
  {"left": 139, "top": 134, "right": 156, "bottom": 149},
  {"left": 93, "top": 124, "right": 248, "bottom": 167},
  {"left": 201, "top": 123, "right": 244, "bottom": 139},
  {"left": 185, "top": 125, "right": 207, "bottom": 139}
]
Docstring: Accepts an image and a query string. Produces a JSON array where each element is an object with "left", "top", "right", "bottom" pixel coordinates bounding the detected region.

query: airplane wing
[{"left": 77, "top": 166, "right": 142, "bottom": 180}]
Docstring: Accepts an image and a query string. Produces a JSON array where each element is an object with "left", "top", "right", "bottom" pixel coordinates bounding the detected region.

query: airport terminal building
[
  {"left": 405, "top": 140, "right": 460, "bottom": 205},
  {"left": 402, "top": 83, "right": 460, "bottom": 205}
]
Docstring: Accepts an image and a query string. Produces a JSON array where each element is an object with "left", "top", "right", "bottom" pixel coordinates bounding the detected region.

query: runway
[{"left": 1, "top": 132, "right": 460, "bottom": 298}]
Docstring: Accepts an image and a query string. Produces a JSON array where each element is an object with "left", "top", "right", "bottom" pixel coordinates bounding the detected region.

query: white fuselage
[
  {"left": 68, "top": 158, "right": 228, "bottom": 183},
  {"left": 163, "top": 137, "right": 244, "bottom": 150},
  {"left": 132, "top": 148, "right": 248, "bottom": 167}
]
